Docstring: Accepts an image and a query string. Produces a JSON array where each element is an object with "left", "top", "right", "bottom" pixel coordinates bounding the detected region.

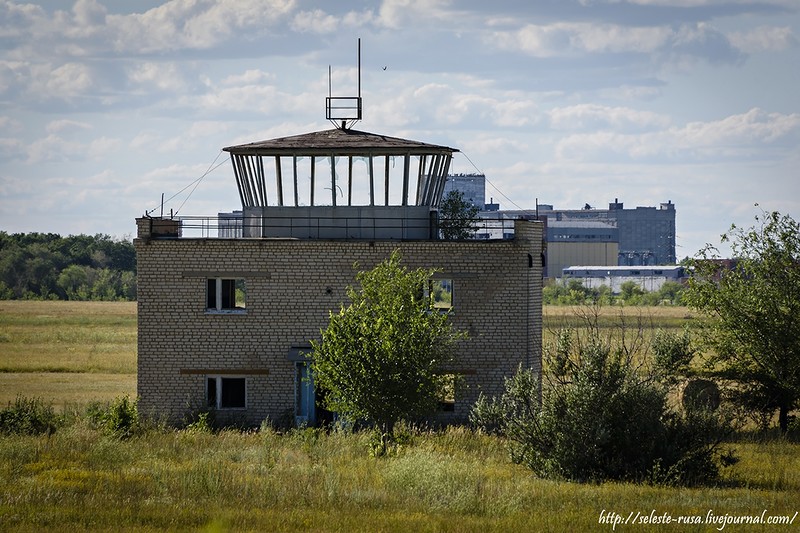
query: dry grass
[
  {"left": 0, "top": 373, "right": 136, "bottom": 406},
  {"left": 0, "top": 424, "right": 797, "bottom": 532},
  {"left": 0, "top": 301, "right": 706, "bottom": 407},
  {"left": 0, "top": 301, "right": 136, "bottom": 406},
  {"left": 0, "top": 301, "right": 798, "bottom": 531}
]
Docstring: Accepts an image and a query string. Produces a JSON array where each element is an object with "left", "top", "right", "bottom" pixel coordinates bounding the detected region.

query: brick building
[{"left": 135, "top": 126, "right": 543, "bottom": 427}]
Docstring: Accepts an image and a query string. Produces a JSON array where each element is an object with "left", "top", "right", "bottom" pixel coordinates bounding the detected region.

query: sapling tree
[
  {"left": 310, "top": 250, "right": 464, "bottom": 452},
  {"left": 438, "top": 190, "right": 480, "bottom": 240},
  {"left": 686, "top": 210, "right": 800, "bottom": 433}
]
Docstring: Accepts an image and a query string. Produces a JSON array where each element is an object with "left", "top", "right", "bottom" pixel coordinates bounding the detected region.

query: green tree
[
  {"left": 657, "top": 280, "right": 686, "bottom": 305},
  {"left": 618, "top": 280, "right": 645, "bottom": 304},
  {"left": 310, "top": 251, "right": 464, "bottom": 451},
  {"left": 57, "top": 264, "right": 91, "bottom": 300},
  {"left": 472, "top": 318, "right": 734, "bottom": 485},
  {"left": 438, "top": 190, "right": 480, "bottom": 240},
  {"left": 0, "top": 231, "right": 136, "bottom": 301},
  {"left": 686, "top": 210, "right": 800, "bottom": 433}
]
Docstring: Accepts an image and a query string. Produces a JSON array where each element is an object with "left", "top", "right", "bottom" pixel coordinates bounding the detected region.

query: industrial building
[
  {"left": 562, "top": 265, "right": 688, "bottom": 294},
  {"left": 442, "top": 175, "right": 677, "bottom": 277}
]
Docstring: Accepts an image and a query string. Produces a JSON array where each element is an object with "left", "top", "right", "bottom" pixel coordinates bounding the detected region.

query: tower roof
[{"left": 223, "top": 128, "right": 458, "bottom": 157}]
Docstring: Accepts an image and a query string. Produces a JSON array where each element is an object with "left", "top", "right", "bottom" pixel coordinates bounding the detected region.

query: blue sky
[{"left": 1, "top": 0, "right": 798, "bottom": 258}]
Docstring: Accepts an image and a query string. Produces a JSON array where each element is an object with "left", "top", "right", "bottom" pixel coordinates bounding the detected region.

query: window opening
[
  {"left": 430, "top": 279, "right": 453, "bottom": 310},
  {"left": 207, "top": 278, "right": 246, "bottom": 312},
  {"left": 438, "top": 374, "right": 457, "bottom": 412},
  {"left": 206, "top": 376, "right": 246, "bottom": 409}
]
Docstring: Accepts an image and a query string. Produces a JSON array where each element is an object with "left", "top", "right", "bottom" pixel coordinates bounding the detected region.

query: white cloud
[
  {"left": 26, "top": 134, "right": 83, "bottom": 163},
  {"left": 110, "top": 0, "right": 297, "bottom": 53},
  {"left": 489, "top": 20, "right": 741, "bottom": 65},
  {"left": 0, "top": 116, "right": 23, "bottom": 133},
  {"left": 45, "top": 62, "right": 94, "bottom": 97},
  {"left": 377, "top": 0, "right": 453, "bottom": 29},
  {"left": 88, "top": 137, "right": 122, "bottom": 158},
  {"left": 288, "top": 7, "right": 374, "bottom": 34},
  {"left": 0, "top": 2, "right": 45, "bottom": 39},
  {"left": 0, "top": 137, "right": 24, "bottom": 159},
  {"left": 127, "top": 62, "right": 187, "bottom": 92},
  {"left": 0, "top": 0, "right": 299, "bottom": 60},
  {"left": 554, "top": 108, "right": 800, "bottom": 162},
  {"left": 459, "top": 136, "right": 528, "bottom": 156},
  {"left": 130, "top": 131, "right": 162, "bottom": 152},
  {"left": 729, "top": 26, "right": 795, "bottom": 53},
  {"left": 490, "top": 22, "right": 671, "bottom": 58},
  {"left": 291, "top": 9, "right": 341, "bottom": 34},
  {"left": 46, "top": 119, "right": 91, "bottom": 134},
  {"left": 549, "top": 104, "right": 671, "bottom": 132},
  {"left": 220, "top": 70, "right": 274, "bottom": 87}
]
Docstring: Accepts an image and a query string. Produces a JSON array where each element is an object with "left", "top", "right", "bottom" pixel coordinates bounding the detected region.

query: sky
[{"left": 1, "top": 0, "right": 798, "bottom": 259}]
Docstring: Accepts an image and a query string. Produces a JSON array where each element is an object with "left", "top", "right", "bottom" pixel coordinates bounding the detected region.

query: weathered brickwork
[{"left": 135, "top": 218, "right": 543, "bottom": 426}]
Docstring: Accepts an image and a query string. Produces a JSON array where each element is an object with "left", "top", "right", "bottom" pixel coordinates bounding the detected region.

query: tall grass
[
  {"left": 1, "top": 301, "right": 798, "bottom": 531},
  {"left": 0, "top": 420, "right": 798, "bottom": 532}
]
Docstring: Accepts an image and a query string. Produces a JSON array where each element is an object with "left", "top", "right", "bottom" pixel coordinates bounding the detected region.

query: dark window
[
  {"left": 207, "top": 279, "right": 217, "bottom": 309},
  {"left": 207, "top": 377, "right": 217, "bottom": 408},
  {"left": 207, "top": 376, "right": 246, "bottom": 409}
]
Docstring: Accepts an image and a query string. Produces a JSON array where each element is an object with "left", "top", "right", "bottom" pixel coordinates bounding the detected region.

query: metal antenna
[{"left": 326, "top": 38, "right": 363, "bottom": 130}]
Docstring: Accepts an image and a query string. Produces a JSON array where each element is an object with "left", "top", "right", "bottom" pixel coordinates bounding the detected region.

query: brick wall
[{"left": 135, "top": 218, "right": 543, "bottom": 426}]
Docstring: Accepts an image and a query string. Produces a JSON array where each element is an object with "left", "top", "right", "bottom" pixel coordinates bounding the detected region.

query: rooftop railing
[{"left": 144, "top": 213, "right": 527, "bottom": 241}]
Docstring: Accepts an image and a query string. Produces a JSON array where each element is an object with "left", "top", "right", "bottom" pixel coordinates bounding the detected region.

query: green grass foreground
[
  {"left": 1, "top": 301, "right": 799, "bottom": 531},
  {"left": 1, "top": 422, "right": 799, "bottom": 532}
]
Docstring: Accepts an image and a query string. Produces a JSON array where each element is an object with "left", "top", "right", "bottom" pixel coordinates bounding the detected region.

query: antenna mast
[{"left": 326, "top": 38, "right": 363, "bottom": 130}]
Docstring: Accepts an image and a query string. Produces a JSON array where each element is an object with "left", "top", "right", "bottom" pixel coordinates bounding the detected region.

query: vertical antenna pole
[
  {"left": 328, "top": 65, "right": 332, "bottom": 98},
  {"left": 358, "top": 38, "right": 361, "bottom": 98}
]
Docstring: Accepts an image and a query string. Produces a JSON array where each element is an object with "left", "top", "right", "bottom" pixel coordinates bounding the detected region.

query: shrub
[
  {"left": 652, "top": 327, "right": 695, "bottom": 383},
  {"left": 472, "top": 335, "right": 735, "bottom": 485},
  {"left": 88, "top": 396, "right": 140, "bottom": 439},
  {"left": 184, "top": 411, "right": 214, "bottom": 434},
  {"left": 0, "top": 396, "right": 60, "bottom": 435}
]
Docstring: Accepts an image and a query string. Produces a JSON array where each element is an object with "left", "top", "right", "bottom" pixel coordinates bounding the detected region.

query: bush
[
  {"left": 0, "top": 396, "right": 60, "bottom": 435},
  {"left": 652, "top": 327, "right": 696, "bottom": 384},
  {"left": 472, "top": 336, "right": 735, "bottom": 485},
  {"left": 87, "top": 396, "right": 140, "bottom": 439}
]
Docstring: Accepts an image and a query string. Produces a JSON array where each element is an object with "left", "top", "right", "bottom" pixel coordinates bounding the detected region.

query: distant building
[
  {"left": 443, "top": 174, "right": 486, "bottom": 209},
  {"left": 546, "top": 220, "right": 619, "bottom": 278},
  {"left": 561, "top": 265, "right": 688, "bottom": 294},
  {"left": 539, "top": 199, "right": 676, "bottom": 266},
  {"left": 443, "top": 175, "right": 677, "bottom": 276}
]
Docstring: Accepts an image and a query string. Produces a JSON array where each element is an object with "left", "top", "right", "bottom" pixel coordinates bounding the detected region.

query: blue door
[{"left": 295, "top": 362, "right": 316, "bottom": 426}]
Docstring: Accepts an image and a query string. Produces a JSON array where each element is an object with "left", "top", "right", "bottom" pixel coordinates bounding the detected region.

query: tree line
[
  {"left": 543, "top": 278, "right": 687, "bottom": 306},
  {"left": 0, "top": 232, "right": 136, "bottom": 301}
]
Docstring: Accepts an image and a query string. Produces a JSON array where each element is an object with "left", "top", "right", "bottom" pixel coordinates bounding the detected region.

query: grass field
[
  {"left": 1, "top": 301, "right": 798, "bottom": 532},
  {"left": 0, "top": 301, "right": 136, "bottom": 406},
  {"left": 0, "top": 301, "right": 694, "bottom": 408}
]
